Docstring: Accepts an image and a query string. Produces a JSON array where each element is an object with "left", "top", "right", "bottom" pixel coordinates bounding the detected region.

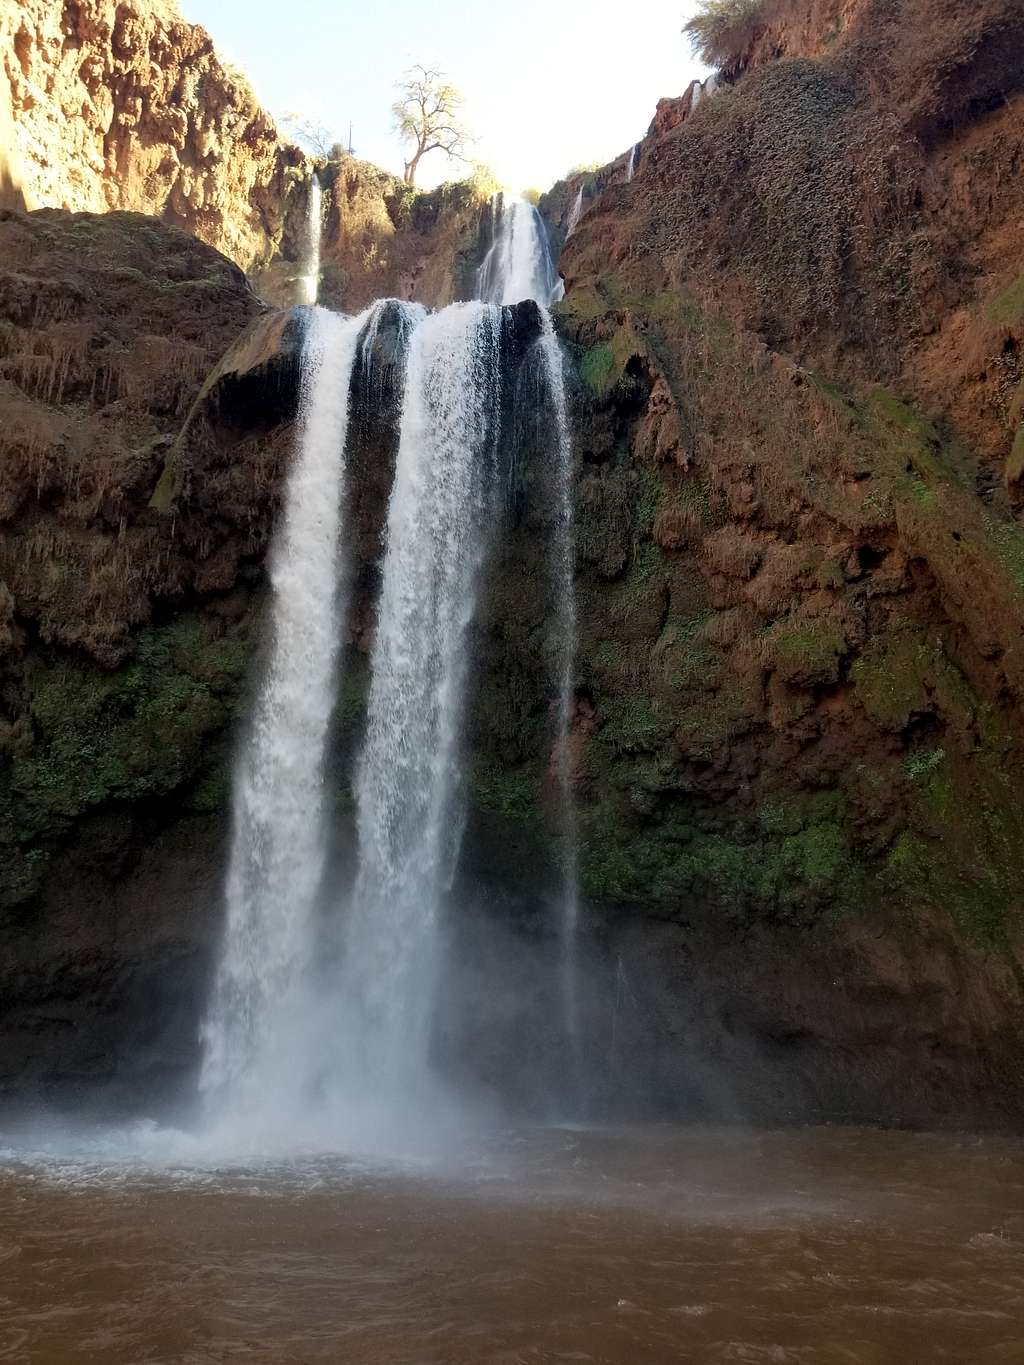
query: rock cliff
[
  {"left": 1, "top": 0, "right": 491, "bottom": 309},
  {"left": 1, "top": 0, "right": 308, "bottom": 267},
  {"left": 2, "top": 0, "right": 1024, "bottom": 1126}
]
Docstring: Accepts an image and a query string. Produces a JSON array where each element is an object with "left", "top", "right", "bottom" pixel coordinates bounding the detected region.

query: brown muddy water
[{"left": 1, "top": 1123, "right": 1023, "bottom": 1363}]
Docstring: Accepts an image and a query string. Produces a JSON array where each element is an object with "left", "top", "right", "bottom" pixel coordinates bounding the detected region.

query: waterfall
[
  {"left": 564, "top": 186, "right": 584, "bottom": 240},
  {"left": 300, "top": 175, "right": 321, "bottom": 306},
  {"left": 473, "top": 198, "right": 581, "bottom": 1095},
  {"left": 200, "top": 305, "right": 367, "bottom": 1118},
  {"left": 626, "top": 143, "right": 638, "bottom": 183},
  {"left": 201, "top": 192, "right": 580, "bottom": 1137},
  {"left": 691, "top": 73, "right": 719, "bottom": 114},
  {"left": 339, "top": 302, "right": 504, "bottom": 1100},
  {"left": 476, "top": 195, "right": 560, "bottom": 307},
  {"left": 538, "top": 317, "right": 581, "bottom": 1092}
]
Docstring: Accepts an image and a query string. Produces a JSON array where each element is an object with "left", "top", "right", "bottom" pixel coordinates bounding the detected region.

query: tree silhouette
[{"left": 392, "top": 66, "right": 471, "bottom": 187}]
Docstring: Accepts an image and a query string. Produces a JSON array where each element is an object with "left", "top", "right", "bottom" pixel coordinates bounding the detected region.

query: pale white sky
[{"left": 179, "top": 0, "right": 708, "bottom": 191}]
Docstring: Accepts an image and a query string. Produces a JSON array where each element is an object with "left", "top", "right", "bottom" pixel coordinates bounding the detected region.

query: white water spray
[
  {"left": 538, "top": 317, "right": 581, "bottom": 1090},
  {"left": 300, "top": 176, "right": 322, "bottom": 306},
  {"left": 476, "top": 196, "right": 560, "bottom": 306},
  {"left": 564, "top": 186, "right": 584, "bottom": 240},
  {"left": 200, "top": 306, "right": 366, "bottom": 1122},
  {"left": 339, "top": 302, "right": 504, "bottom": 1101},
  {"left": 626, "top": 143, "right": 639, "bottom": 183}
]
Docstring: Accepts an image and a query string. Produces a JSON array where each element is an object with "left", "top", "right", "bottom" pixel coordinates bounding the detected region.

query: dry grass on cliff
[
  {"left": 633, "top": 55, "right": 924, "bottom": 365},
  {"left": 684, "top": 0, "right": 769, "bottom": 74}
]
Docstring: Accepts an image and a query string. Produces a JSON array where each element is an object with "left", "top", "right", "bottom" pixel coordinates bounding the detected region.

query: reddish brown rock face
[
  {"left": 1, "top": 0, "right": 309, "bottom": 269},
  {"left": 2, "top": 0, "right": 1024, "bottom": 1128}
]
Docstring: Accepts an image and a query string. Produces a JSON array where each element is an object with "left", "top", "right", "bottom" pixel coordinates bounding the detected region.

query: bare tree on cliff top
[{"left": 392, "top": 66, "right": 471, "bottom": 187}]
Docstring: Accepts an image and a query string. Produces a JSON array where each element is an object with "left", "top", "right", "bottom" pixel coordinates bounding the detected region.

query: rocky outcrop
[
  {"left": 1, "top": 0, "right": 308, "bottom": 269},
  {"left": 0, "top": 0, "right": 492, "bottom": 312},
  {"left": 3, "top": 0, "right": 1024, "bottom": 1127},
  {"left": 530, "top": 0, "right": 1024, "bottom": 1123},
  {"left": 253, "top": 160, "right": 492, "bottom": 312}
]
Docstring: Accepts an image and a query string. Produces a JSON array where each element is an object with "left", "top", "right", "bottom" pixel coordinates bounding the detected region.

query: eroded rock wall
[
  {"left": 1, "top": 0, "right": 308, "bottom": 270},
  {"left": 4, "top": 0, "right": 1024, "bottom": 1126}
]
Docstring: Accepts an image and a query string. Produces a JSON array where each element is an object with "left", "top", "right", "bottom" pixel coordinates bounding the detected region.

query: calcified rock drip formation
[{"left": 200, "top": 307, "right": 367, "bottom": 1116}]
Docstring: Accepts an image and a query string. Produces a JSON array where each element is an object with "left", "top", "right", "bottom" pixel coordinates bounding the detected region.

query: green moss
[
  {"left": 634, "top": 467, "right": 665, "bottom": 536},
  {"left": 0, "top": 614, "right": 251, "bottom": 905},
  {"left": 987, "top": 274, "right": 1024, "bottom": 326},
  {"left": 851, "top": 633, "right": 931, "bottom": 730},
  {"left": 596, "top": 695, "right": 666, "bottom": 756},
  {"left": 767, "top": 618, "right": 846, "bottom": 683},
  {"left": 580, "top": 344, "right": 617, "bottom": 396},
  {"left": 656, "top": 609, "right": 716, "bottom": 689},
  {"left": 675, "top": 681, "right": 750, "bottom": 760},
  {"left": 626, "top": 541, "right": 664, "bottom": 593},
  {"left": 902, "top": 746, "right": 946, "bottom": 782},
  {"left": 579, "top": 792, "right": 860, "bottom": 918},
  {"left": 988, "top": 517, "right": 1024, "bottom": 593},
  {"left": 473, "top": 763, "right": 541, "bottom": 824}
]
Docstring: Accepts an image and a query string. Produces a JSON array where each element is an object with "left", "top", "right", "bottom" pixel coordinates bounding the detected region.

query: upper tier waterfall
[
  {"left": 476, "top": 195, "right": 561, "bottom": 306},
  {"left": 300, "top": 175, "right": 321, "bottom": 306}
]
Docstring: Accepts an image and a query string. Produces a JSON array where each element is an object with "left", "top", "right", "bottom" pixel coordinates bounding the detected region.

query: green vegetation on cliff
[{"left": 0, "top": 615, "right": 253, "bottom": 906}]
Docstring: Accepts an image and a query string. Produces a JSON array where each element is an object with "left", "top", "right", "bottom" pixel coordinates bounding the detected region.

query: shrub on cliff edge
[{"left": 684, "top": 0, "right": 768, "bottom": 73}]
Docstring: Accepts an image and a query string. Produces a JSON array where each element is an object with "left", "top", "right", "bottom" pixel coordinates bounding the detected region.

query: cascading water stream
[
  {"left": 339, "top": 302, "right": 504, "bottom": 1101},
  {"left": 564, "top": 186, "right": 584, "bottom": 240},
  {"left": 200, "top": 304, "right": 369, "bottom": 1127},
  {"left": 474, "top": 195, "right": 582, "bottom": 1094},
  {"left": 626, "top": 143, "right": 638, "bottom": 182},
  {"left": 476, "top": 195, "right": 561, "bottom": 307},
  {"left": 202, "top": 190, "right": 579, "bottom": 1138},
  {"left": 538, "top": 318, "right": 582, "bottom": 1093},
  {"left": 300, "top": 175, "right": 321, "bottom": 306}
]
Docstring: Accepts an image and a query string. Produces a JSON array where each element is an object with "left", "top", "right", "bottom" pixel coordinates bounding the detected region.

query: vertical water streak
[
  {"left": 564, "top": 186, "right": 584, "bottom": 240},
  {"left": 476, "top": 196, "right": 560, "bottom": 306},
  {"left": 538, "top": 315, "right": 581, "bottom": 1097},
  {"left": 341, "top": 302, "right": 504, "bottom": 1097},
  {"left": 301, "top": 175, "right": 322, "bottom": 305},
  {"left": 626, "top": 143, "right": 637, "bottom": 183},
  {"left": 200, "top": 306, "right": 366, "bottom": 1118},
  {"left": 474, "top": 201, "right": 582, "bottom": 1100}
]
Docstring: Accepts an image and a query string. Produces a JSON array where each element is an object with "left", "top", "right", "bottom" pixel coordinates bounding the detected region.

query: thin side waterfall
[
  {"left": 472, "top": 201, "right": 582, "bottom": 1097},
  {"left": 564, "top": 186, "right": 584, "bottom": 240},
  {"left": 476, "top": 195, "right": 560, "bottom": 306},
  {"left": 626, "top": 143, "right": 638, "bottom": 182},
  {"left": 539, "top": 317, "right": 581, "bottom": 1093},
  {"left": 300, "top": 175, "right": 321, "bottom": 306},
  {"left": 339, "top": 302, "right": 504, "bottom": 1101},
  {"left": 200, "top": 305, "right": 366, "bottom": 1121}
]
